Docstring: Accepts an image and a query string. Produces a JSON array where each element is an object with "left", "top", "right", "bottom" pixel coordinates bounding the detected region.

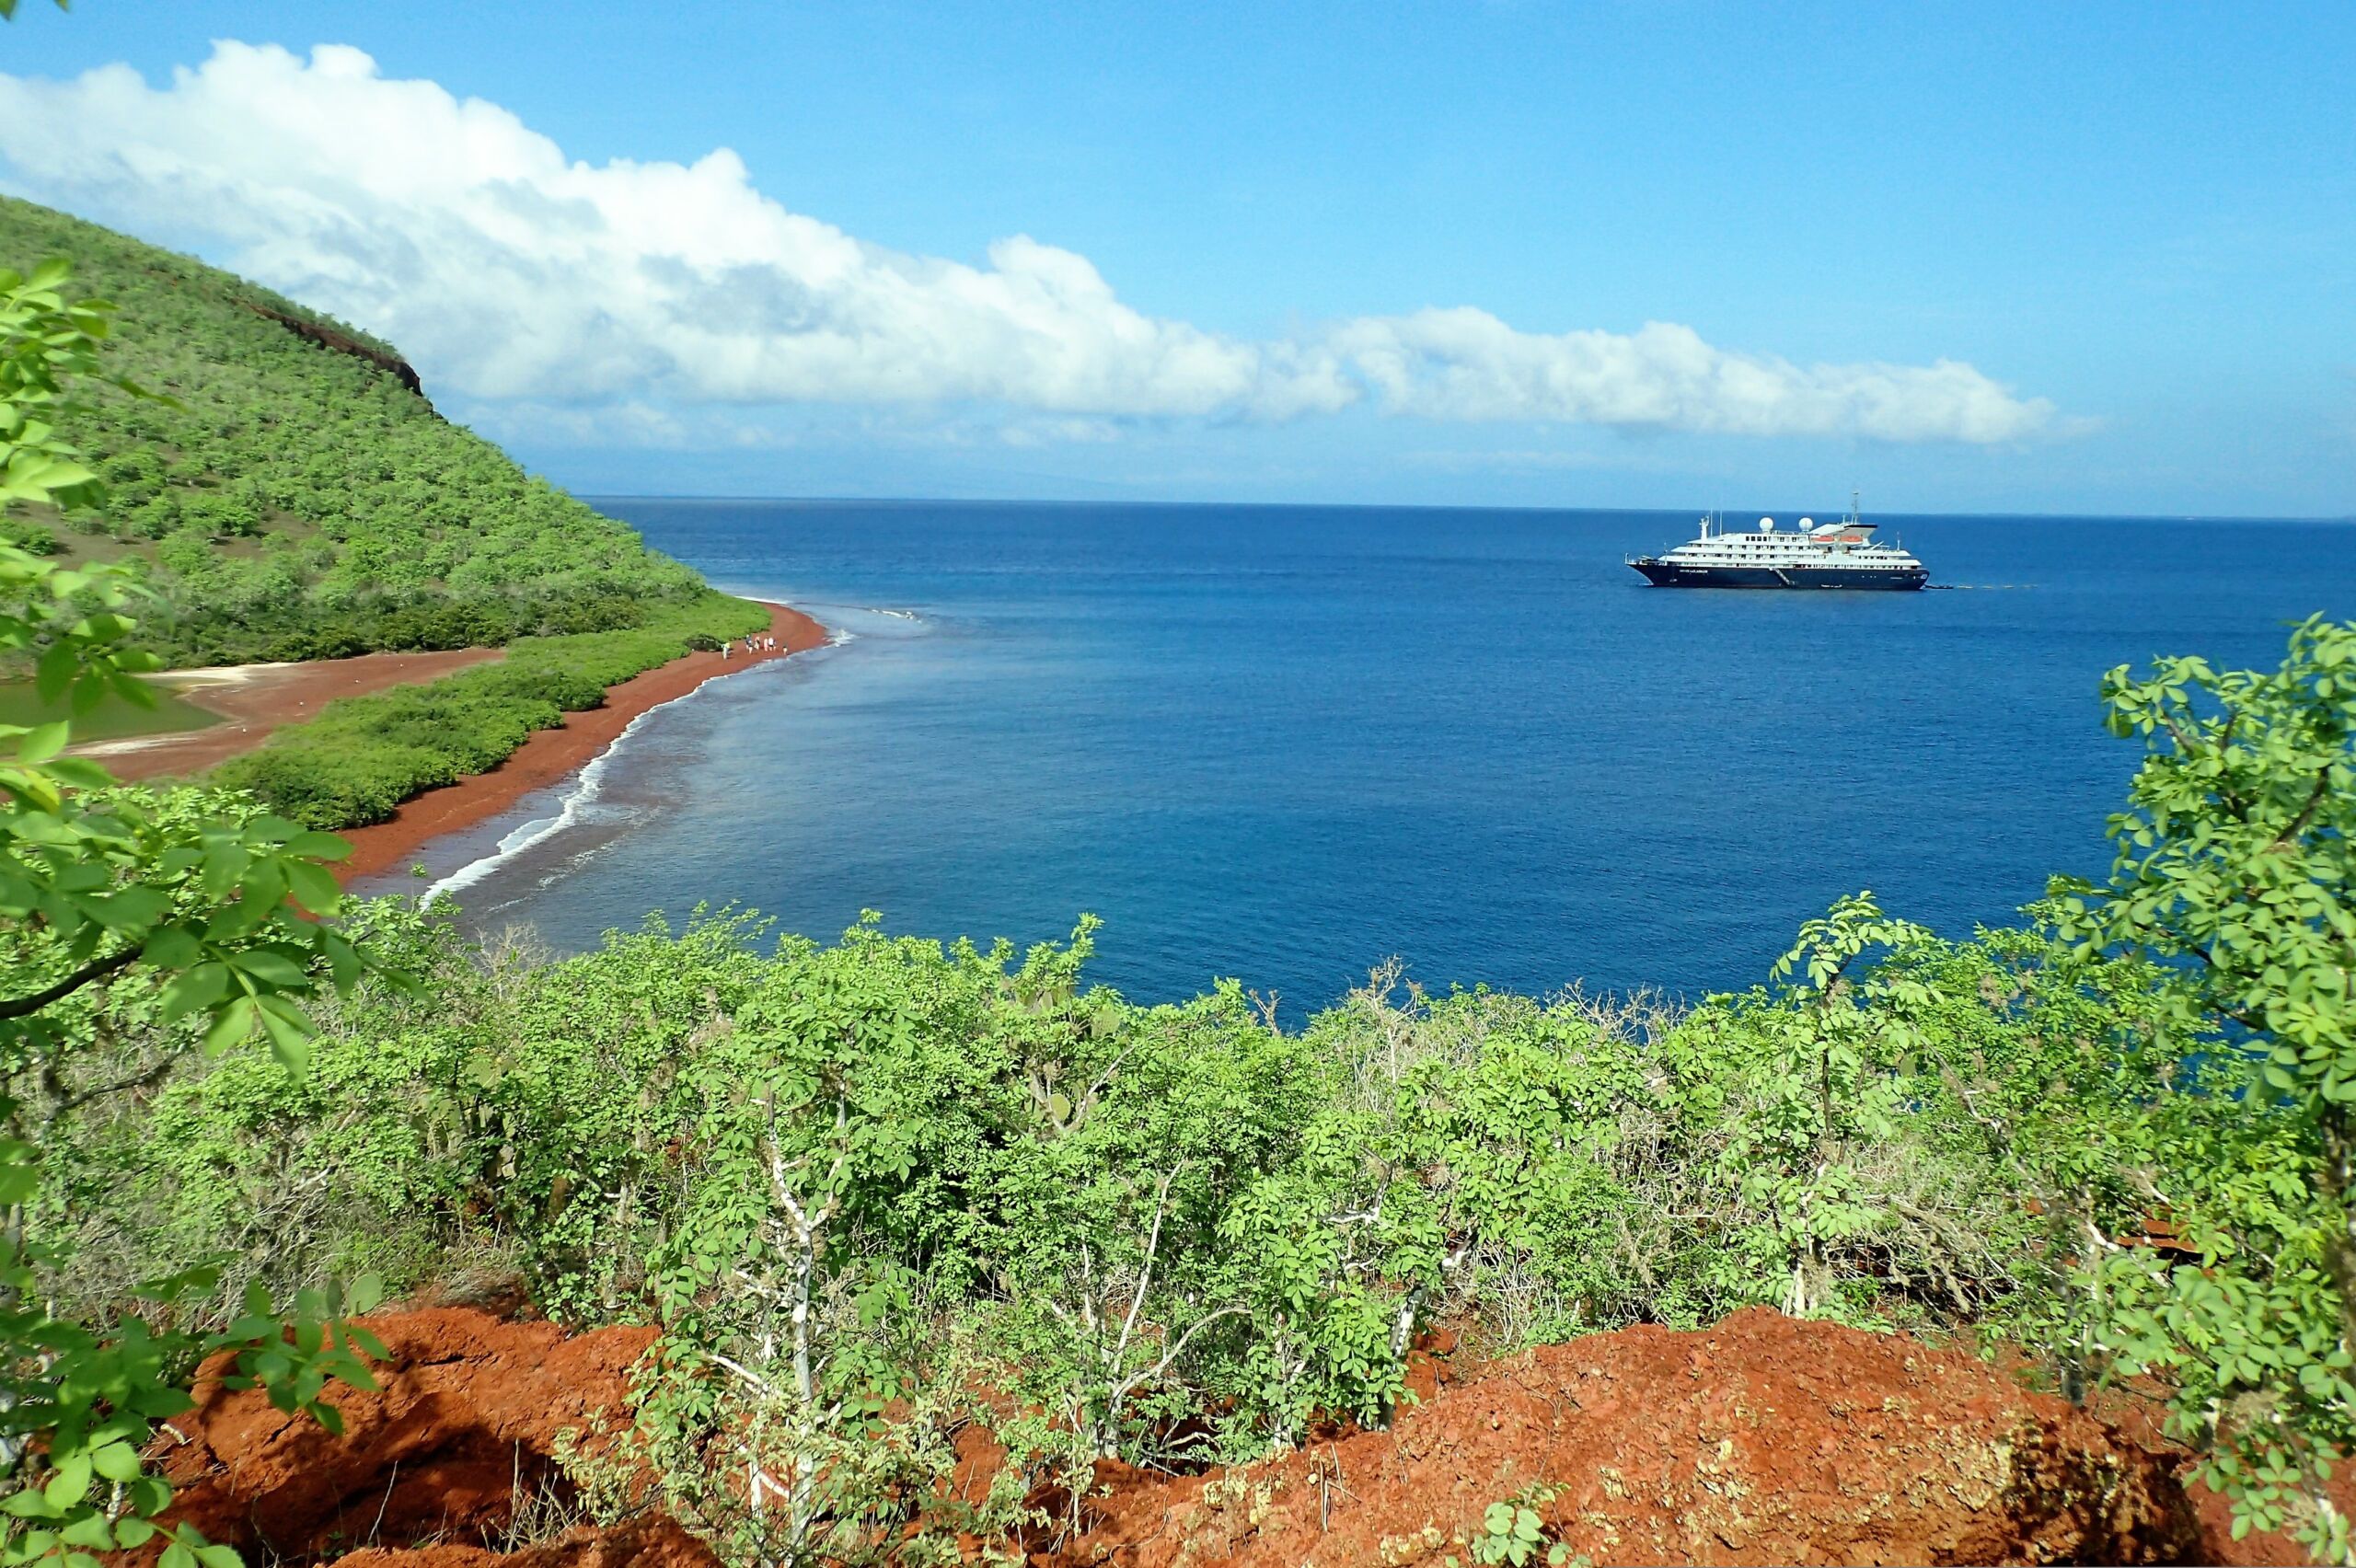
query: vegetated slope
[{"left": 0, "top": 196, "right": 706, "bottom": 667}]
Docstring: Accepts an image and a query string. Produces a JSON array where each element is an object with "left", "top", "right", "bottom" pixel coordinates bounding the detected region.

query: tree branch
[
  {"left": 2269, "top": 767, "right": 2335, "bottom": 853},
  {"left": 1112, "top": 1163, "right": 1184, "bottom": 1379},
  {"left": 0, "top": 945, "right": 140, "bottom": 1020},
  {"left": 1112, "top": 1305, "right": 1250, "bottom": 1403},
  {"left": 710, "top": 1352, "right": 787, "bottom": 1401},
  {"left": 42, "top": 1055, "right": 174, "bottom": 1128}
]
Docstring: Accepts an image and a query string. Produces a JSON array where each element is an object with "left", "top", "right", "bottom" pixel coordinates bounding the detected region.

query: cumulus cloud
[
  {"left": 1332, "top": 312, "right": 2055, "bottom": 443},
  {"left": 0, "top": 43, "right": 2058, "bottom": 444}
]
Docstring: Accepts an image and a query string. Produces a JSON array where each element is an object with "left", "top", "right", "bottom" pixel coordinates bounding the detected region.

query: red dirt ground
[
  {"left": 153, "top": 1308, "right": 697, "bottom": 1565},
  {"left": 333, "top": 601, "right": 826, "bottom": 882},
  {"left": 150, "top": 1305, "right": 2339, "bottom": 1567},
  {"left": 73, "top": 646, "right": 505, "bottom": 780},
  {"left": 1050, "top": 1308, "right": 2204, "bottom": 1567}
]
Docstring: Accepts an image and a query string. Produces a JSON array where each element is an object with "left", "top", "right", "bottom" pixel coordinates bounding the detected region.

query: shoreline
[
  {"left": 332, "top": 601, "right": 827, "bottom": 884},
  {"left": 72, "top": 646, "right": 508, "bottom": 780}
]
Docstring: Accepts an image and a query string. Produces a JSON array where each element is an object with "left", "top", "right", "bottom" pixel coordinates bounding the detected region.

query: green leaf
[
  {"left": 229, "top": 950, "right": 309, "bottom": 990},
  {"left": 253, "top": 993, "right": 316, "bottom": 1070},
  {"left": 201, "top": 994, "right": 258, "bottom": 1055},
  {"left": 59, "top": 1512, "right": 114, "bottom": 1550},
  {"left": 142, "top": 924, "right": 202, "bottom": 971},
  {"left": 158, "top": 963, "right": 231, "bottom": 1022},
  {"left": 285, "top": 859, "right": 343, "bottom": 916},
  {"left": 17, "top": 719, "right": 67, "bottom": 762},
  {"left": 283, "top": 830, "right": 353, "bottom": 863},
  {"left": 43, "top": 1451, "right": 91, "bottom": 1507},
  {"left": 89, "top": 1440, "right": 142, "bottom": 1484},
  {"left": 2, "top": 1487, "right": 62, "bottom": 1520},
  {"left": 34, "top": 639, "right": 77, "bottom": 703}
]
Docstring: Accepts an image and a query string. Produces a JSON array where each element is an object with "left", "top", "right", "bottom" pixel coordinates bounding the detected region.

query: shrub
[{"left": 211, "top": 593, "right": 768, "bottom": 827}]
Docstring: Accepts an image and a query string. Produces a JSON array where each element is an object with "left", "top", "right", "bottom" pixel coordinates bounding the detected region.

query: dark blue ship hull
[{"left": 1631, "top": 560, "right": 1927, "bottom": 591}]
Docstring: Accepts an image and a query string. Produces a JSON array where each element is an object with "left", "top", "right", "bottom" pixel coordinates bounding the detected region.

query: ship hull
[{"left": 1630, "top": 560, "right": 1926, "bottom": 591}]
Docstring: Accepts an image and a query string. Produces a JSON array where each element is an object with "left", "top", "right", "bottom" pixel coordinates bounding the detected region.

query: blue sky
[{"left": 2, "top": 1, "right": 2350, "bottom": 514}]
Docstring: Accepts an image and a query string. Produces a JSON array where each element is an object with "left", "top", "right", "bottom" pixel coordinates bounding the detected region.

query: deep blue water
[{"left": 375, "top": 502, "right": 2356, "bottom": 1013}]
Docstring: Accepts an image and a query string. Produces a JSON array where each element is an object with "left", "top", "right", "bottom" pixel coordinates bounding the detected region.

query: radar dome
[{"left": 1760, "top": 516, "right": 1775, "bottom": 530}]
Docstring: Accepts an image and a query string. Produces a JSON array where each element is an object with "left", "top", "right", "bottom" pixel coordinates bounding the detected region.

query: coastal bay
[{"left": 435, "top": 500, "right": 2356, "bottom": 1010}]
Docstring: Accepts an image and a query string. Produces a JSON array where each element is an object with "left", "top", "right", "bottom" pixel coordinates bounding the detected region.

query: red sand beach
[
  {"left": 333, "top": 602, "right": 827, "bottom": 883},
  {"left": 77, "top": 646, "right": 509, "bottom": 780}
]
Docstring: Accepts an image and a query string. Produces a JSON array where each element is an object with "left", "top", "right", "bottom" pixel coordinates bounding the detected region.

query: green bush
[
  {"left": 39, "top": 899, "right": 2171, "bottom": 1469},
  {"left": 209, "top": 594, "right": 768, "bottom": 827},
  {"left": 0, "top": 516, "right": 58, "bottom": 555}
]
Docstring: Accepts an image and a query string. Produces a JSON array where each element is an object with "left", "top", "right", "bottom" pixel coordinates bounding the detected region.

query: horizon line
[{"left": 575, "top": 492, "right": 2356, "bottom": 526}]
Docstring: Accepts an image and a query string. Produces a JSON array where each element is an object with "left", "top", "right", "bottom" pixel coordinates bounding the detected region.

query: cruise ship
[{"left": 1628, "top": 496, "right": 1927, "bottom": 590}]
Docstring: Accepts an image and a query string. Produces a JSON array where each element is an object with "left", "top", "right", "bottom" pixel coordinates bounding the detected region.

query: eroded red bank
[{"left": 149, "top": 1304, "right": 2337, "bottom": 1567}]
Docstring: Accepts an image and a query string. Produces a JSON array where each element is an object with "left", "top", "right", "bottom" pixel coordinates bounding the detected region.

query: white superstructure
[{"left": 1629, "top": 494, "right": 1928, "bottom": 590}]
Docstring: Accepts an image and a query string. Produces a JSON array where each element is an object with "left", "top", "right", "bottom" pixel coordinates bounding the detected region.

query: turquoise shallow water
[{"left": 375, "top": 502, "right": 2356, "bottom": 1012}]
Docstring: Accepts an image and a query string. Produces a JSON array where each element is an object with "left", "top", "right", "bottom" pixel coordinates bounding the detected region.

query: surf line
[
  {"left": 331, "top": 600, "right": 830, "bottom": 885},
  {"left": 416, "top": 604, "right": 899, "bottom": 904},
  {"left": 420, "top": 678, "right": 692, "bottom": 905},
  {"left": 421, "top": 636, "right": 831, "bottom": 904}
]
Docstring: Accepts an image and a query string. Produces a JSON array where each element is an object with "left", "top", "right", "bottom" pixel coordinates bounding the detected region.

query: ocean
[{"left": 370, "top": 502, "right": 2356, "bottom": 1014}]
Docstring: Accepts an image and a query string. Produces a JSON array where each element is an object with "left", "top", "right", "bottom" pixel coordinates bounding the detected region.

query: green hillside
[
  {"left": 0, "top": 196, "right": 708, "bottom": 667},
  {"left": 0, "top": 197, "right": 764, "bottom": 827}
]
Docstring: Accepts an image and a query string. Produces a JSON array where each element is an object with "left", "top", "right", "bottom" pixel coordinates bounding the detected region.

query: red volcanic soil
[
  {"left": 1054, "top": 1308, "right": 2204, "bottom": 1567},
  {"left": 75, "top": 646, "right": 506, "bottom": 781},
  {"left": 150, "top": 1303, "right": 2337, "bottom": 1568},
  {"left": 333, "top": 601, "right": 826, "bottom": 883},
  {"left": 155, "top": 1308, "right": 709, "bottom": 1567}
]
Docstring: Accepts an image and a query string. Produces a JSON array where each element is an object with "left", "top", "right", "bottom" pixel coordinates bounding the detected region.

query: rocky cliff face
[{"left": 245, "top": 299, "right": 432, "bottom": 404}]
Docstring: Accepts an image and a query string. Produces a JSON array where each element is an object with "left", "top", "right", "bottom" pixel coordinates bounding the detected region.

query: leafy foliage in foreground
[
  {"left": 2053, "top": 615, "right": 2356, "bottom": 1556},
  {"left": 0, "top": 197, "right": 707, "bottom": 668},
  {"left": 1, "top": 295, "right": 383, "bottom": 1563},
  {"left": 25, "top": 900, "right": 2178, "bottom": 1555}
]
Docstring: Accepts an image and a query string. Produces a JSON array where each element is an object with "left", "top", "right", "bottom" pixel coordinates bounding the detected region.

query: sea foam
[{"left": 422, "top": 611, "right": 882, "bottom": 905}]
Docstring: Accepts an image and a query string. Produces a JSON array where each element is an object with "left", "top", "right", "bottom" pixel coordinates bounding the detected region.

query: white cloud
[
  {"left": 1331, "top": 312, "right": 2056, "bottom": 443},
  {"left": 0, "top": 43, "right": 2059, "bottom": 444}
]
